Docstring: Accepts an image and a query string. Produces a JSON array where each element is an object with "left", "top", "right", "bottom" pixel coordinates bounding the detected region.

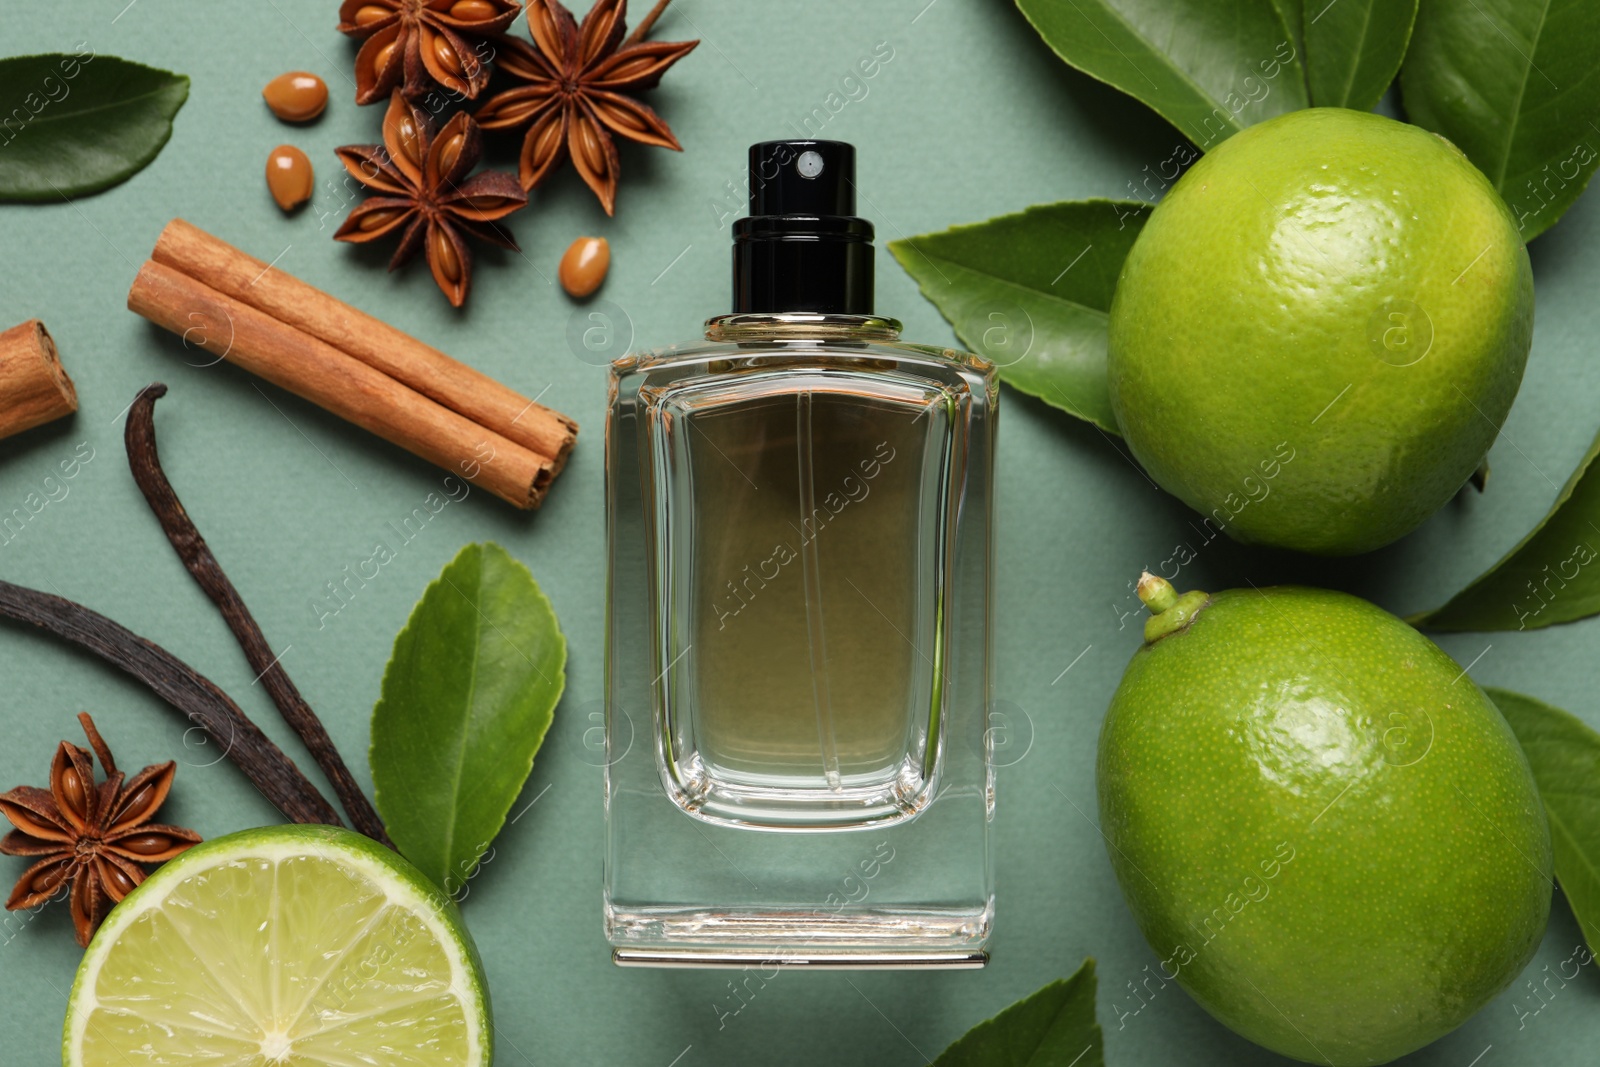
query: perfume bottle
[{"left": 605, "top": 141, "right": 997, "bottom": 966}]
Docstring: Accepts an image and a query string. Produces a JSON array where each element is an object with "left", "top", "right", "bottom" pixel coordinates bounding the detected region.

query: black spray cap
[{"left": 732, "top": 140, "right": 874, "bottom": 315}]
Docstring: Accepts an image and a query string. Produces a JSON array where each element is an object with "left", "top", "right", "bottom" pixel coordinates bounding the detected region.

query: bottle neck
[
  {"left": 704, "top": 313, "right": 902, "bottom": 344},
  {"left": 732, "top": 216, "right": 875, "bottom": 315}
]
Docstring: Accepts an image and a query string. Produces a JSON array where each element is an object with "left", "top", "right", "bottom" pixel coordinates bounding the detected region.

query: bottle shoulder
[
  {"left": 612, "top": 334, "right": 995, "bottom": 384},
  {"left": 607, "top": 314, "right": 998, "bottom": 416}
]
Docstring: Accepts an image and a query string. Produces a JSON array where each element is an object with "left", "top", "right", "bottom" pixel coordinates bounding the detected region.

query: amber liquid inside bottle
[{"left": 684, "top": 388, "right": 936, "bottom": 793}]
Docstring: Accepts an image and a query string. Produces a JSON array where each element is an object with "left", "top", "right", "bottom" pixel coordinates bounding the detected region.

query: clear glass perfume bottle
[{"left": 605, "top": 141, "right": 997, "bottom": 966}]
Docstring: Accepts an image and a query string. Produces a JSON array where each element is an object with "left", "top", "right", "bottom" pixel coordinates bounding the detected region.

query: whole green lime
[
  {"left": 1107, "top": 108, "right": 1533, "bottom": 555},
  {"left": 1098, "top": 576, "right": 1550, "bottom": 1066}
]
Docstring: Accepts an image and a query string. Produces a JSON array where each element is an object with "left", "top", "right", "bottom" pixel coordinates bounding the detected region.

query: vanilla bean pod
[
  {"left": 125, "top": 383, "right": 391, "bottom": 846},
  {"left": 0, "top": 580, "right": 340, "bottom": 826}
]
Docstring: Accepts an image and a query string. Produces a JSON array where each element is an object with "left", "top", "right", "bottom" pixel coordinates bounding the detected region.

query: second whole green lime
[
  {"left": 1098, "top": 576, "right": 1550, "bottom": 1065},
  {"left": 1107, "top": 108, "right": 1534, "bottom": 555}
]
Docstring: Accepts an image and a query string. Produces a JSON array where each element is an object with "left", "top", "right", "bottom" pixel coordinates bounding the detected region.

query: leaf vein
[
  {"left": 438, "top": 567, "right": 486, "bottom": 888},
  {"left": 0, "top": 80, "right": 186, "bottom": 132}
]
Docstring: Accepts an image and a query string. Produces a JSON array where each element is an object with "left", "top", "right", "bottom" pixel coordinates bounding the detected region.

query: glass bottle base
[
  {"left": 604, "top": 901, "right": 992, "bottom": 968},
  {"left": 612, "top": 950, "right": 988, "bottom": 969}
]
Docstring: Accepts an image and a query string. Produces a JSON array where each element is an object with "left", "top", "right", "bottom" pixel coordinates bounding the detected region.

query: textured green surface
[
  {"left": 371, "top": 543, "right": 565, "bottom": 894},
  {"left": 1101, "top": 587, "right": 1551, "bottom": 1064},
  {"left": 0, "top": 3, "right": 1598, "bottom": 1065},
  {"left": 1108, "top": 108, "right": 1533, "bottom": 556}
]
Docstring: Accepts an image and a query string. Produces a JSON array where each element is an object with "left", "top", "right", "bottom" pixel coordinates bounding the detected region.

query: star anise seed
[
  {"left": 338, "top": 0, "right": 523, "bottom": 105},
  {"left": 0, "top": 713, "right": 201, "bottom": 948},
  {"left": 335, "top": 90, "right": 529, "bottom": 306},
  {"left": 475, "top": 0, "right": 698, "bottom": 215}
]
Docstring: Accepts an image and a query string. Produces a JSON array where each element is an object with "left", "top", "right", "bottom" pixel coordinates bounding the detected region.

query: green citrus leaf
[
  {"left": 890, "top": 200, "right": 1154, "bottom": 434},
  {"left": 1486, "top": 688, "right": 1600, "bottom": 954},
  {"left": 0, "top": 51, "right": 188, "bottom": 202},
  {"left": 371, "top": 542, "right": 565, "bottom": 895},
  {"left": 1409, "top": 426, "right": 1600, "bottom": 632},
  {"left": 932, "top": 960, "right": 1103, "bottom": 1067},
  {"left": 1272, "top": 0, "right": 1305, "bottom": 68},
  {"left": 1013, "top": 0, "right": 1307, "bottom": 151},
  {"left": 1401, "top": 0, "right": 1600, "bottom": 240},
  {"left": 1302, "top": 0, "right": 1420, "bottom": 110}
]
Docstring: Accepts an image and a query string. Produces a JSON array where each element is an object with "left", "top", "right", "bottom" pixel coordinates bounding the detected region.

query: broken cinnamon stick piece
[
  {"left": 150, "top": 219, "right": 576, "bottom": 468},
  {"left": 0, "top": 319, "right": 77, "bottom": 442},
  {"left": 128, "top": 259, "right": 557, "bottom": 509}
]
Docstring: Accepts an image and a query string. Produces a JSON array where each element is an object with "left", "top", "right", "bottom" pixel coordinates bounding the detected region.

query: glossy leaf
[
  {"left": 1487, "top": 688, "right": 1600, "bottom": 954},
  {"left": 1302, "top": 0, "right": 1419, "bottom": 110},
  {"left": 932, "top": 960, "right": 1103, "bottom": 1067},
  {"left": 0, "top": 52, "right": 188, "bottom": 202},
  {"left": 1272, "top": 0, "right": 1304, "bottom": 70},
  {"left": 890, "top": 200, "right": 1153, "bottom": 433},
  {"left": 1409, "top": 427, "right": 1600, "bottom": 632},
  {"left": 371, "top": 543, "right": 565, "bottom": 895},
  {"left": 1013, "top": 0, "right": 1307, "bottom": 151},
  {"left": 1401, "top": 0, "right": 1600, "bottom": 239}
]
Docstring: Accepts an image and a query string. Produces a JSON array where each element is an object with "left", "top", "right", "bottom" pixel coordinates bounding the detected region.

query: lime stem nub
[
  {"left": 1136, "top": 572, "right": 1211, "bottom": 644},
  {"left": 1137, "top": 571, "right": 1178, "bottom": 613}
]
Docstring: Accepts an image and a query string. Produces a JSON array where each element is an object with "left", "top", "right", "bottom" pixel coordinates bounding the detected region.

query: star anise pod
[
  {"left": 475, "top": 0, "right": 698, "bottom": 215},
  {"left": 0, "top": 713, "right": 201, "bottom": 947},
  {"left": 335, "top": 90, "right": 528, "bottom": 306},
  {"left": 338, "top": 0, "right": 523, "bottom": 105}
]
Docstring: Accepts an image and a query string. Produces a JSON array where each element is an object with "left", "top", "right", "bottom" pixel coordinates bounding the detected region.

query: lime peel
[{"left": 64, "top": 824, "right": 491, "bottom": 1067}]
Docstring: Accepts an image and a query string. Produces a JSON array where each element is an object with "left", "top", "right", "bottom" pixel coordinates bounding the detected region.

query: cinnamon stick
[
  {"left": 0, "top": 319, "right": 77, "bottom": 442},
  {"left": 150, "top": 219, "right": 576, "bottom": 468},
  {"left": 128, "top": 259, "right": 557, "bottom": 509}
]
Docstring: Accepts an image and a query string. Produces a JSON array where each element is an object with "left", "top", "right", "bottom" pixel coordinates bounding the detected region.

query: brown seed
[
  {"left": 30, "top": 863, "right": 66, "bottom": 895},
  {"left": 433, "top": 33, "right": 465, "bottom": 77},
  {"left": 8, "top": 806, "right": 63, "bottom": 840},
  {"left": 448, "top": 0, "right": 499, "bottom": 19},
  {"left": 353, "top": 4, "right": 392, "bottom": 24},
  {"left": 359, "top": 207, "right": 408, "bottom": 232},
  {"left": 437, "top": 131, "right": 466, "bottom": 176},
  {"left": 431, "top": 227, "right": 462, "bottom": 283},
  {"left": 559, "top": 236, "right": 610, "bottom": 298},
  {"left": 265, "top": 145, "right": 314, "bottom": 212},
  {"left": 100, "top": 862, "right": 137, "bottom": 898},
  {"left": 373, "top": 39, "right": 399, "bottom": 76},
  {"left": 114, "top": 833, "right": 175, "bottom": 857},
  {"left": 60, "top": 765, "right": 87, "bottom": 819},
  {"left": 118, "top": 782, "right": 156, "bottom": 823},
  {"left": 574, "top": 119, "right": 604, "bottom": 176},
  {"left": 262, "top": 71, "right": 328, "bottom": 123},
  {"left": 385, "top": 105, "right": 423, "bottom": 171},
  {"left": 455, "top": 194, "right": 519, "bottom": 211}
]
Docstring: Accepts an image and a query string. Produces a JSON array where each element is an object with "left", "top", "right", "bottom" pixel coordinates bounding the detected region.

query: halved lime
[{"left": 64, "top": 824, "right": 492, "bottom": 1066}]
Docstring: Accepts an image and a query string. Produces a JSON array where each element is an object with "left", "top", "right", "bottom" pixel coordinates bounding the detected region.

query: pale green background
[{"left": 2, "top": 2, "right": 1598, "bottom": 1064}]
